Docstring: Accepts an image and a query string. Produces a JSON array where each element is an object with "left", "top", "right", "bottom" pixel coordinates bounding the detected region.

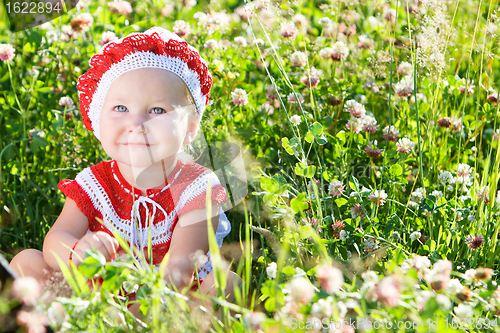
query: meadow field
[{"left": 1, "top": 0, "right": 500, "bottom": 331}]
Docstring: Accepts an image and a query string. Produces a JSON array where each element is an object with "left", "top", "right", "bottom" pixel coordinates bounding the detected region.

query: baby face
[{"left": 100, "top": 68, "right": 197, "bottom": 168}]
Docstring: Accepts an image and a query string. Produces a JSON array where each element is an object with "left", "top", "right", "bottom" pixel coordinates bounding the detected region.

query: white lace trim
[
  {"left": 74, "top": 164, "right": 231, "bottom": 278},
  {"left": 88, "top": 51, "right": 206, "bottom": 142}
]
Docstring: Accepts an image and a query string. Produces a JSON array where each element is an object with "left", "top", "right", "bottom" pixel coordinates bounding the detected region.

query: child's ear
[{"left": 183, "top": 118, "right": 199, "bottom": 144}]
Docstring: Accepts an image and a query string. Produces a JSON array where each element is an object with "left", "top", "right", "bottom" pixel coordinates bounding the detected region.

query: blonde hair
[{"left": 177, "top": 84, "right": 201, "bottom": 163}]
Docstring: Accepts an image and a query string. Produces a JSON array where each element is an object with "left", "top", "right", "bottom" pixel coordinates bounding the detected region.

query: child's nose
[{"left": 126, "top": 112, "right": 149, "bottom": 134}]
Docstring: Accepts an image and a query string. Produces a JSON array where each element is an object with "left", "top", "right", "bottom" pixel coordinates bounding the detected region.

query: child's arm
[
  {"left": 43, "top": 198, "right": 89, "bottom": 270},
  {"left": 164, "top": 203, "right": 221, "bottom": 290},
  {"left": 43, "top": 198, "right": 118, "bottom": 270}
]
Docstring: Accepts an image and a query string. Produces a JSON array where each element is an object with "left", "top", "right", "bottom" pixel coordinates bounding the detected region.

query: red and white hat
[{"left": 77, "top": 26, "right": 212, "bottom": 141}]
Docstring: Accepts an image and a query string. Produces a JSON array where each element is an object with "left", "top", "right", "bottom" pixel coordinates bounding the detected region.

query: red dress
[{"left": 58, "top": 158, "right": 231, "bottom": 304}]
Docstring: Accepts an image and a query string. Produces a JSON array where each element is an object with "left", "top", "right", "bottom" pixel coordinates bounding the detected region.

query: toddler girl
[{"left": 10, "top": 26, "right": 239, "bottom": 316}]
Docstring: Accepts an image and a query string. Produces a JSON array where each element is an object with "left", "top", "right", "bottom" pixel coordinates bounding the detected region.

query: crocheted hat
[{"left": 77, "top": 26, "right": 212, "bottom": 141}]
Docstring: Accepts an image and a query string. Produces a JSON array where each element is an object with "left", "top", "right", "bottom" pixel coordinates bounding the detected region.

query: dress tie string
[{"left": 129, "top": 196, "right": 169, "bottom": 260}]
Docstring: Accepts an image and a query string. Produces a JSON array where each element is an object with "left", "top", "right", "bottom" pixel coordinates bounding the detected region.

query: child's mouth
[{"left": 123, "top": 143, "right": 151, "bottom": 147}]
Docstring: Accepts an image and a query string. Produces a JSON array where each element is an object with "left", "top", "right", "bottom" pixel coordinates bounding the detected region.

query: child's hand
[{"left": 72, "top": 231, "right": 119, "bottom": 266}]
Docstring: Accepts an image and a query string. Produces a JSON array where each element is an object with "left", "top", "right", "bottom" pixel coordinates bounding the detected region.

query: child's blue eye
[
  {"left": 114, "top": 105, "right": 127, "bottom": 112},
  {"left": 151, "top": 107, "right": 166, "bottom": 114}
]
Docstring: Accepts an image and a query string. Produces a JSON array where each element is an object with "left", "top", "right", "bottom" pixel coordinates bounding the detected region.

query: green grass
[{"left": 2, "top": 0, "right": 500, "bottom": 331}]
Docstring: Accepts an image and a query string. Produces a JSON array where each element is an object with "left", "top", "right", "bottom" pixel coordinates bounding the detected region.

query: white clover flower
[
  {"left": 447, "top": 279, "right": 464, "bottom": 295},
  {"left": 266, "top": 262, "right": 277, "bottom": 279},
  {"left": 258, "top": 103, "right": 274, "bottom": 115},
  {"left": 394, "top": 75, "right": 414, "bottom": 97},
  {"left": 383, "top": 8, "right": 397, "bottom": 22},
  {"left": 361, "top": 270, "right": 378, "bottom": 283},
  {"left": 368, "top": 189, "right": 388, "bottom": 206},
  {"left": 280, "top": 21, "right": 298, "bottom": 38},
  {"left": 204, "top": 39, "right": 219, "bottom": 49},
  {"left": 309, "top": 66, "right": 324, "bottom": 77},
  {"left": 339, "top": 230, "right": 349, "bottom": 242},
  {"left": 398, "top": 61, "right": 413, "bottom": 76},
  {"left": 413, "top": 255, "right": 431, "bottom": 270},
  {"left": 12, "top": 277, "right": 40, "bottom": 305},
  {"left": 430, "top": 190, "right": 443, "bottom": 199},
  {"left": 45, "top": 30, "right": 59, "bottom": 43},
  {"left": 410, "top": 231, "right": 421, "bottom": 241},
  {"left": 410, "top": 187, "right": 425, "bottom": 204},
  {"left": 287, "top": 93, "right": 304, "bottom": 104},
  {"left": 231, "top": 88, "right": 248, "bottom": 105},
  {"left": 319, "top": 47, "right": 334, "bottom": 59},
  {"left": 368, "top": 16, "right": 381, "bottom": 28},
  {"left": 400, "top": 261, "right": 412, "bottom": 274},
  {"left": 316, "top": 265, "right": 344, "bottom": 294},
  {"left": 410, "top": 92, "right": 427, "bottom": 104},
  {"left": 100, "top": 31, "right": 117, "bottom": 45},
  {"left": 0, "top": 43, "right": 16, "bottom": 61},
  {"left": 47, "top": 302, "right": 68, "bottom": 330},
  {"left": 292, "top": 14, "right": 308, "bottom": 27},
  {"left": 361, "top": 115, "right": 379, "bottom": 133},
  {"left": 74, "top": 12, "right": 94, "bottom": 30},
  {"left": 355, "top": 94, "right": 366, "bottom": 104},
  {"left": 344, "top": 99, "right": 366, "bottom": 118},
  {"left": 25, "top": 68, "right": 39, "bottom": 77},
  {"left": 346, "top": 117, "right": 363, "bottom": 133},
  {"left": 331, "top": 41, "right": 349, "bottom": 60},
  {"left": 454, "top": 304, "right": 474, "bottom": 319},
  {"left": 357, "top": 35, "right": 374, "bottom": 49},
  {"left": 451, "top": 116, "right": 463, "bottom": 132},
  {"left": 290, "top": 115, "right": 302, "bottom": 125},
  {"left": 173, "top": 20, "right": 191, "bottom": 37},
  {"left": 318, "top": 17, "right": 332, "bottom": 26},
  {"left": 59, "top": 96, "right": 74, "bottom": 108},
  {"left": 234, "top": 36, "right": 247, "bottom": 47},
  {"left": 396, "top": 137, "right": 415, "bottom": 154},
  {"left": 382, "top": 125, "right": 400, "bottom": 141},
  {"left": 432, "top": 260, "right": 452, "bottom": 276},
  {"left": 456, "top": 163, "right": 472, "bottom": 177},
  {"left": 459, "top": 195, "right": 471, "bottom": 203},
  {"left": 107, "top": 0, "right": 132, "bottom": 15},
  {"left": 290, "top": 51, "right": 307, "bottom": 67},
  {"left": 456, "top": 163, "right": 473, "bottom": 184},
  {"left": 243, "top": 312, "right": 267, "bottom": 331},
  {"left": 336, "top": 300, "right": 348, "bottom": 318},
  {"left": 392, "top": 231, "right": 400, "bottom": 240},
  {"left": 360, "top": 280, "right": 376, "bottom": 299},
  {"left": 477, "top": 185, "right": 490, "bottom": 203},
  {"left": 311, "top": 298, "right": 333, "bottom": 318},
  {"left": 408, "top": 200, "right": 419, "bottom": 209},
  {"left": 193, "top": 11, "right": 208, "bottom": 21},
  {"left": 253, "top": 38, "right": 264, "bottom": 46},
  {"left": 484, "top": 22, "right": 498, "bottom": 35},
  {"left": 438, "top": 171, "right": 453, "bottom": 185},
  {"left": 363, "top": 238, "right": 379, "bottom": 253},
  {"left": 287, "top": 276, "right": 315, "bottom": 303},
  {"left": 464, "top": 269, "right": 477, "bottom": 282},
  {"left": 328, "top": 180, "right": 345, "bottom": 198}
]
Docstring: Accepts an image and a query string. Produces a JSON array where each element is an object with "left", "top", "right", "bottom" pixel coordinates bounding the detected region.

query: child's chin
[
  {"left": 117, "top": 158, "right": 163, "bottom": 169},
  {"left": 124, "top": 160, "right": 155, "bottom": 168}
]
